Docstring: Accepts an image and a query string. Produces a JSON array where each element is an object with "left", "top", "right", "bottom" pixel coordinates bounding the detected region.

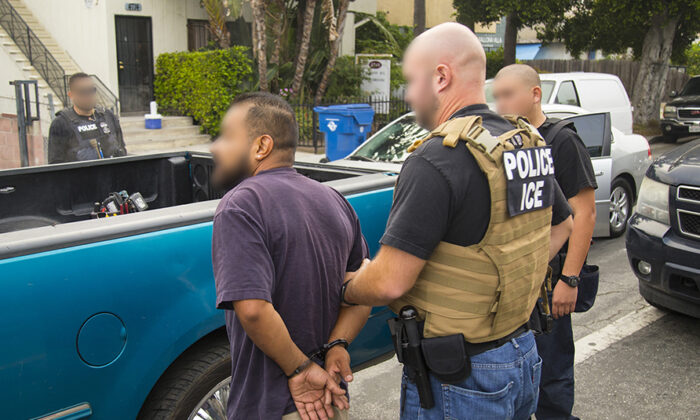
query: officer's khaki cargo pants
[{"left": 282, "top": 408, "right": 349, "bottom": 420}]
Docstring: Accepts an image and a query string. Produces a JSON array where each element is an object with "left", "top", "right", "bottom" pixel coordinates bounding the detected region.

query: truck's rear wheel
[{"left": 138, "top": 334, "right": 231, "bottom": 420}]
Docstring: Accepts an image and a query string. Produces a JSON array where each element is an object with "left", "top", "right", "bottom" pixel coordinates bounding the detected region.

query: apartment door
[{"left": 115, "top": 16, "right": 154, "bottom": 113}]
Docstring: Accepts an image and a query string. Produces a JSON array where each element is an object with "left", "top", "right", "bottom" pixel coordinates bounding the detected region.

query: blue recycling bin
[{"left": 314, "top": 104, "right": 375, "bottom": 161}]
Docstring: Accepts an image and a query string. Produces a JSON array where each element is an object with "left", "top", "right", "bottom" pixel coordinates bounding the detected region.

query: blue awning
[{"left": 516, "top": 43, "right": 541, "bottom": 60}]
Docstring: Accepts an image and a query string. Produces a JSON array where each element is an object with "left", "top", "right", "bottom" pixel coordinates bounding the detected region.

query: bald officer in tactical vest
[
  {"left": 48, "top": 72, "right": 126, "bottom": 163},
  {"left": 339, "top": 23, "right": 574, "bottom": 419}
]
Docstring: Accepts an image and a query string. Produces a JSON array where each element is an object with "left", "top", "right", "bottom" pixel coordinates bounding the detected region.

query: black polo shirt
[
  {"left": 380, "top": 104, "right": 571, "bottom": 260},
  {"left": 537, "top": 118, "right": 598, "bottom": 200}
]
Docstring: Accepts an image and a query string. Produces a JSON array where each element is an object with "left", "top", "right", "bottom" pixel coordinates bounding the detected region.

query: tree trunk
[
  {"left": 314, "top": 0, "right": 350, "bottom": 104},
  {"left": 503, "top": 13, "right": 518, "bottom": 66},
  {"left": 291, "top": 0, "right": 317, "bottom": 97},
  {"left": 413, "top": 0, "right": 426, "bottom": 37},
  {"left": 251, "top": 0, "right": 268, "bottom": 91},
  {"left": 268, "top": 0, "right": 286, "bottom": 92},
  {"left": 631, "top": 11, "right": 681, "bottom": 125}
]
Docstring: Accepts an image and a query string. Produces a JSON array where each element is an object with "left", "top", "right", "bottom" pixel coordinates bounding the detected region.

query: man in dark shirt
[
  {"left": 340, "top": 23, "right": 574, "bottom": 419},
  {"left": 48, "top": 72, "right": 126, "bottom": 163},
  {"left": 493, "top": 64, "right": 598, "bottom": 420},
  {"left": 211, "top": 92, "right": 371, "bottom": 420}
]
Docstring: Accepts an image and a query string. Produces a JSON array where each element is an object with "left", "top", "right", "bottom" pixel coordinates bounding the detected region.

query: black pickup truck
[
  {"left": 626, "top": 138, "right": 700, "bottom": 318},
  {"left": 661, "top": 76, "right": 700, "bottom": 142}
]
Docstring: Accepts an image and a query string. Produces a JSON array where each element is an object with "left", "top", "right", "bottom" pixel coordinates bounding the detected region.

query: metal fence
[{"left": 291, "top": 96, "right": 410, "bottom": 153}]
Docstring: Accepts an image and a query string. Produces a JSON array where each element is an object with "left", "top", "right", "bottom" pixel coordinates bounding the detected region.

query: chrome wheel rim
[
  {"left": 609, "top": 186, "right": 629, "bottom": 231},
  {"left": 188, "top": 376, "right": 230, "bottom": 420}
]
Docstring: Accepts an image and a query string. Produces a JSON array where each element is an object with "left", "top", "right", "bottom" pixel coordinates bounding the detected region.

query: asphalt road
[{"left": 345, "top": 136, "right": 700, "bottom": 420}]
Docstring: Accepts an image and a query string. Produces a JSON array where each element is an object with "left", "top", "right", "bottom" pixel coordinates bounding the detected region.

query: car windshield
[
  {"left": 680, "top": 78, "right": 700, "bottom": 96},
  {"left": 485, "top": 80, "right": 556, "bottom": 103},
  {"left": 351, "top": 115, "right": 428, "bottom": 163}
]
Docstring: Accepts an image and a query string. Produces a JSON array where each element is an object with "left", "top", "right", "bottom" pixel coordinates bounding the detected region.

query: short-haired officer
[
  {"left": 339, "top": 23, "right": 574, "bottom": 419},
  {"left": 48, "top": 72, "right": 126, "bottom": 163},
  {"left": 493, "top": 64, "right": 598, "bottom": 420}
]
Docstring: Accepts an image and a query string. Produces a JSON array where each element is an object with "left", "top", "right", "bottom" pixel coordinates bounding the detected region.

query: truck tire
[
  {"left": 609, "top": 177, "right": 633, "bottom": 238},
  {"left": 138, "top": 334, "right": 231, "bottom": 420}
]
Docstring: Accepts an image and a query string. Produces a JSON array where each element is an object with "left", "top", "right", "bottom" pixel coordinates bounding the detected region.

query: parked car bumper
[
  {"left": 626, "top": 213, "right": 700, "bottom": 318},
  {"left": 660, "top": 118, "right": 700, "bottom": 138}
]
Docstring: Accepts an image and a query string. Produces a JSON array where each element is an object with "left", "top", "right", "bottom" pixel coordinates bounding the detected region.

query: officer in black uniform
[
  {"left": 493, "top": 64, "right": 598, "bottom": 420},
  {"left": 337, "top": 24, "right": 574, "bottom": 420},
  {"left": 48, "top": 72, "right": 126, "bottom": 163}
]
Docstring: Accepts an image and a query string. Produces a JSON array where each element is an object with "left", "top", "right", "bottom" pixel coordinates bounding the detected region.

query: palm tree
[
  {"left": 251, "top": 0, "right": 268, "bottom": 90},
  {"left": 202, "top": 0, "right": 244, "bottom": 48},
  {"left": 314, "top": 0, "right": 350, "bottom": 103},
  {"left": 291, "top": 0, "right": 317, "bottom": 97},
  {"left": 202, "top": 0, "right": 231, "bottom": 48}
]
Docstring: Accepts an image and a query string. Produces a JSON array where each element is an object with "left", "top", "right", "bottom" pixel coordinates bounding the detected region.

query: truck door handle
[
  {"left": 0, "top": 186, "right": 15, "bottom": 194},
  {"left": 595, "top": 171, "right": 604, "bottom": 177}
]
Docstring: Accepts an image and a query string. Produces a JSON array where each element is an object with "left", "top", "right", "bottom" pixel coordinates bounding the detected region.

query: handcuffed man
[{"left": 211, "top": 92, "right": 372, "bottom": 420}]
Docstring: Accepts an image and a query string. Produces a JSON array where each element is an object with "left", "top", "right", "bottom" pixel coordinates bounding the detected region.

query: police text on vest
[{"left": 502, "top": 147, "right": 555, "bottom": 216}]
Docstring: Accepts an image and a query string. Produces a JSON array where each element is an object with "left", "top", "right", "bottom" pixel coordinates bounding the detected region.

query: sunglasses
[{"left": 75, "top": 86, "right": 98, "bottom": 96}]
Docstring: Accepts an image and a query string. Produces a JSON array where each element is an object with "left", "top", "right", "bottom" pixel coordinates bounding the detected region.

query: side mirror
[{"left": 669, "top": 90, "right": 678, "bottom": 98}]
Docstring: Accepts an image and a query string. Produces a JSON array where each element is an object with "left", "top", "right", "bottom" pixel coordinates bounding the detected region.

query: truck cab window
[{"left": 555, "top": 81, "right": 580, "bottom": 107}]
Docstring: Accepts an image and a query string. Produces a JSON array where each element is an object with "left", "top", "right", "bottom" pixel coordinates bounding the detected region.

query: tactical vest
[
  {"left": 58, "top": 108, "right": 126, "bottom": 161},
  {"left": 389, "top": 115, "right": 553, "bottom": 343}
]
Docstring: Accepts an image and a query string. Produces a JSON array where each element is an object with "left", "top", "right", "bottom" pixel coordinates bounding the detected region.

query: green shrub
[{"left": 154, "top": 47, "right": 253, "bottom": 136}]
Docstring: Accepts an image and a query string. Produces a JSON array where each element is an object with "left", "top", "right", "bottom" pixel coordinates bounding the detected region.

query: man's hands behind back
[{"left": 288, "top": 362, "right": 346, "bottom": 420}]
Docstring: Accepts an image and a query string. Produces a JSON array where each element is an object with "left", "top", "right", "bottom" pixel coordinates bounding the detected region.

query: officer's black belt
[
  {"left": 464, "top": 324, "right": 529, "bottom": 356},
  {"left": 419, "top": 323, "right": 529, "bottom": 357}
]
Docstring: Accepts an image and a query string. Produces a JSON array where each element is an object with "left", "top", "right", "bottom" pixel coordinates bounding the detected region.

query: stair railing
[
  {"left": 0, "top": 0, "right": 68, "bottom": 105},
  {"left": 0, "top": 0, "right": 120, "bottom": 114}
]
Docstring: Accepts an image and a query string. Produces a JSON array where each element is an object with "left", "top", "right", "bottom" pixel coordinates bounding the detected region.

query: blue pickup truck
[{"left": 0, "top": 152, "right": 396, "bottom": 420}]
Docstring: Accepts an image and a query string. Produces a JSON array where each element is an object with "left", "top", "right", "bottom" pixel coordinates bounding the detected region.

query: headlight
[
  {"left": 663, "top": 105, "right": 677, "bottom": 118},
  {"left": 636, "top": 177, "right": 670, "bottom": 225}
]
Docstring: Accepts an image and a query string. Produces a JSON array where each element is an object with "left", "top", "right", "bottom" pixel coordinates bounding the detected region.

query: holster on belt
[
  {"left": 388, "top": 306, "right": 472, "bottom": 409},
  {"left": 529, "top": 266, "right": 554, "bottom": 335}
]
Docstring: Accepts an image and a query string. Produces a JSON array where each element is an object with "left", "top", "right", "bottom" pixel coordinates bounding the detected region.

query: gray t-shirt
[{"left": 213, "top": 167, "right": 368, "bottom": 420}]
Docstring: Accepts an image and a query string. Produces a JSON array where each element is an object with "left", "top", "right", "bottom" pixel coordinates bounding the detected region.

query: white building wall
[
  {"left": 21, "top": 0, "right": 113, "bottom": 90},
  {"left": 340, "top": 0, "right": 379, "bottom": 56},
  {"left": 20, "top": 0, "right": 210, "bottom": 103},
  {"left": 0, "top": 45, "right": 28, "bottom": 115},
  {"left": 0, "top": 43, "right": 55, "bottom": 138}
]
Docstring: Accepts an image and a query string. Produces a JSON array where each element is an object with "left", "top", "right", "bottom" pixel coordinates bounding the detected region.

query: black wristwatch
[
  {"left": 559, "top": 274, "right": 580, "bottom": 288},
  {"left": 340, "top": 280, "right": 357, "bottom": 306}
]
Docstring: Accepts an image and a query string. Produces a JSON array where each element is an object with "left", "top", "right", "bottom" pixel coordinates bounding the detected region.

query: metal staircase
[{"left": 0, "top": 0, "right": 118, "bottom": 113}]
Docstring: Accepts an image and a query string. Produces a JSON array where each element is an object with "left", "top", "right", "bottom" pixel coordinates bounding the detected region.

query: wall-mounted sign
[{"left": 125, "top": 3, "right": 142, "bottom": 11}]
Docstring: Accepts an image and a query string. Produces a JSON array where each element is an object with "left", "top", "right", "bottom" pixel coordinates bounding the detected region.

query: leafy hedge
[{"left": 154, "top": 47, "right": 253, "bottom": 136}]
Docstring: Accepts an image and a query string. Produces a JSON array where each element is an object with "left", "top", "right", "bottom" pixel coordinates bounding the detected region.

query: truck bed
[
  {"left": 0, "top": 152, "right": 398, "bottom": 419},
  {"left": 0, "top": 152, "right": 386, "bottom": 237}
]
